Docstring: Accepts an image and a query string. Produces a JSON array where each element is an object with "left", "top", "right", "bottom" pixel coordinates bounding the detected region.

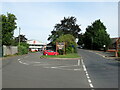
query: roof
[{"left": 27, "top": 40, "right": 46, "bottom": 45}]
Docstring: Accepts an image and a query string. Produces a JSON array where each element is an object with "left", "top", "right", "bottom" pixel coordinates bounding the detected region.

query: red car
[{"left": 43, "top": 50, "right": 59, "bottom": 55}]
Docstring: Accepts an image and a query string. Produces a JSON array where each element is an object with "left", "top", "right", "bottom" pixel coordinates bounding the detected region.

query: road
[
  {"left": 2, "top": 49, "right": 119, "bottom": 89},
  {"left": 78, "top": 49, "right": 119, "bottom": 88}
]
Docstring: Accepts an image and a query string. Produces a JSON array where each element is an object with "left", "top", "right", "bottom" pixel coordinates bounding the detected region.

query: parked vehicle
[{"left": 43, "top": 50, "right": 59, "bottom": 55}]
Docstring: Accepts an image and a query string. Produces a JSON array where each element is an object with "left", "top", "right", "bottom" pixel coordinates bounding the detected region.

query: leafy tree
[
  {"left": 77, "top": 33, "right": 84, "bottom": 46},
  {"left": 1, "top": 13, "right": 17, "bottom": 46},
  {"left": 55, "top": 34, "right": 77, "bottom": 54},
  {"left": 0, "top": 16, "right": 2, "bottom": 46},
  {"left": 83, "top": 19, "right": 111, "bottom": 50},
  {"left": 48, "top": 16, "right": 81, "bottom": 43}
]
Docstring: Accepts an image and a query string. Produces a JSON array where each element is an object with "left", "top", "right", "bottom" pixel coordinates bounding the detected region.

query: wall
[{"left": 3, "top": 45, "right": 18, "bottom": 56}]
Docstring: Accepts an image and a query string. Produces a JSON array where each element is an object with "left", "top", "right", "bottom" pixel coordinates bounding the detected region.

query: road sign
[
  {"left": 56, "top": 42, "right": 66, "bottom": 55},
  {"left": 72, "top": 45, "right": 74, "bottom": 48},
  {"left": 57, "top": 42, "right": 65, "bottom": 49}
]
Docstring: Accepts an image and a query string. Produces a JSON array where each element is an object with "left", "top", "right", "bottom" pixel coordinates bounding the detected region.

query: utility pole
[{"left": 19, "top": 27, "right": 21, "bottom": 46}]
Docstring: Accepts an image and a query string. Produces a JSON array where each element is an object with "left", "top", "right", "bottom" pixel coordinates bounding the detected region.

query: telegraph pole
[{"left": 19, "top": 27, "right": 21, "bottom": 46}]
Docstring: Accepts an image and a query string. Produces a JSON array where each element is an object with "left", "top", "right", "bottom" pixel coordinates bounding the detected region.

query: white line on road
[
  {"left": 81, "top": 59, "right": 94, "bottom": 88},
  {"left": 78, "top": 59, "right": 80, "bottom": 66},
  {"left": 18, "top": 61, "right": 29, "bottom": 65},
  {"left": 18, "top": 59, "right": 20, "bottom": 61},
  {"left": 89, "top": 83, "right": 94, "bottom": 88}
]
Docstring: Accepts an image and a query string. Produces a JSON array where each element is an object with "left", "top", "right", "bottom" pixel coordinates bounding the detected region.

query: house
[{"left": 108, "top": 37, "right": 120, "bottom": 57}]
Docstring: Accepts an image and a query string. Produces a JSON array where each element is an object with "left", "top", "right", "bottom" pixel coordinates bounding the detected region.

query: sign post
[{"left": 56, "top": 42, "right": 65, "bottom": 55}]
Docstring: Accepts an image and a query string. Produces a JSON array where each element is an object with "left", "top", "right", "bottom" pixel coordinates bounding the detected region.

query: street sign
[
  {"left": 57, "top": 42, "right": 65, "bottom": 49},
  {"left": 72, "top": 45, "right": 74, "bottom": 48},
  {"left": 56, "top": 42, "right": 66, "bottom": 55}
]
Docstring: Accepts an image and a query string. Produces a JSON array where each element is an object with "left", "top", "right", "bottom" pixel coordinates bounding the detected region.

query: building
[
  {"left": 27, "top": 40, "right": 46, "bottom": 52},
  {"left": 109, "top": 37, "right": 120, "bottom": 50},
  {"left": 108, "top": 37, "right": 120, "bottom": 57}
]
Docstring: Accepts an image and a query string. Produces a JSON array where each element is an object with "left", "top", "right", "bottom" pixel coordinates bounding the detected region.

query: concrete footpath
[{"left": 88, "top": 50, "right": 120, "bottom": 60}]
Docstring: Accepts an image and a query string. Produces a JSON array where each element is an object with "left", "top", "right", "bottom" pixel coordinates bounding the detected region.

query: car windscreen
[{"left": 47, "top": 51, "right": 54, "bottom": 52}]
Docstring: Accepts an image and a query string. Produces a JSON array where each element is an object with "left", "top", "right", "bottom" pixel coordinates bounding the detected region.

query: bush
[
  {"left": 57, "top": 49, "right": 64, "bottom": 55},
  {"left": 18, "top": 42, "right": 29, "bottom": 55},
  {"left": 55, "top": 34, "right": 77, "bottom": 54}
]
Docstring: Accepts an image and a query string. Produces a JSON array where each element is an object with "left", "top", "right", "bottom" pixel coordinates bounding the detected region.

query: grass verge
[{"left": 40, "top": 53, "right": 80, "bottom": 58}]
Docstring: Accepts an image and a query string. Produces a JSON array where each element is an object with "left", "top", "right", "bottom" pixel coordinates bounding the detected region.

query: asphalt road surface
[{"left": 2, "top": 49, "right": 119, "bottom": 89}]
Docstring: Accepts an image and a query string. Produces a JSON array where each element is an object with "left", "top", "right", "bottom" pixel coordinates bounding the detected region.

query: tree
[
  {"left": 55, "top": 34, "right": 77, "bottom": 54},
  {"left": 1, "top": 13, "right": 17, "bottom": 46},
  {"left": 48, "top": 16, "right": 81, "bottom": 43},
  {"left": 0, "top": 16, "right": 2, "bottom": 46},
  {"left": 83, "top": 19, "right": 111, "bottom": 50},
  {"left": 77, "top": 33, "right": 84, "bottom": 46}
]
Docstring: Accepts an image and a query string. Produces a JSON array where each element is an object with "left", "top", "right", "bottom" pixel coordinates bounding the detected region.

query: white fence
[{"left": 3, "top": 45, "right": 18, "bottom": 56}]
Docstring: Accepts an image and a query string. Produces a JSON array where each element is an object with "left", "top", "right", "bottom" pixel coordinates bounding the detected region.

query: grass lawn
[{"left": 40, "top": 53, "right": 80, "bottom": 58}]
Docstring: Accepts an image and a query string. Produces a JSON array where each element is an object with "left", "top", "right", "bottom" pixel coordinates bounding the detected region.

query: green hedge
[{"left": 18, "top": 45, "right": 28, "bottom": 55}]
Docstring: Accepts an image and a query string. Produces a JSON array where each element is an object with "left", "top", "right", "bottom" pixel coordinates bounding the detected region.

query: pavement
[
  {"left": 87, "top": 49, "right": 119, "bottom": 60},
  {"left": 2, "top": 50, "right": 119, "bottom": 89}
]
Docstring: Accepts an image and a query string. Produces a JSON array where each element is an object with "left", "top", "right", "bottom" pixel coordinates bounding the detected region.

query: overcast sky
[{"left": 2, "top": 2, "right": 118, "bottom": 44}]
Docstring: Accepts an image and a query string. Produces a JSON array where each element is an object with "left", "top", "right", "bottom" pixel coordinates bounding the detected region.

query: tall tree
[
  {"left": 77, "top": 33, "right": 84, "bottom": 46},
  {"left": 0, "top": 15, "right": 2, "bottom": 46},
  {"left": 83, "top": 19, "right": 111, "bottom": 50},
  {"left": 48, "top": 16, "right": 81, "bottom": 43},
  {"left": 1, "top": 13, "right": 17, "bottom": 46}
]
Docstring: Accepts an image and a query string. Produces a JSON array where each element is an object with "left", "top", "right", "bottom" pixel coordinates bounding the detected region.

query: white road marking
[
  {"left": 89, "top": 83, "right": 94, "bottom": 88},
  {"left": 88, "top": 79, "right": 92, "bottom": 83},
  {"left": 51, "top": 67, "right": 57, "bottom": 68},
  {"left": 81, "top": 59, "right": 94, "bottom": 88},
  {"left": 19, "top": 61, "right": 23, "bottom": 63},
  {"left": 74, "top": 69, "right": 81, "bottom": 71},
  {"left": 18, "top": 57, "right": 81, "bottom": 71},
  {"left": 18, "top": 60, "right": 29, "bottom": 65},
  {"left": 78, "top": 59, "right": 80, "bottom": 66},
  {"left": 44, "top": 66, "right": 81, "bottom": 71},
  {"left": 18, "top": 59, "right": 20, "bottom": 61}
]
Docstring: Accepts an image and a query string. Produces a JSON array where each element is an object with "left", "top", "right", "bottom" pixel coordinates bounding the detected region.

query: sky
[{"left": 2, "top": 1, "right": 118, "bottom": 44}]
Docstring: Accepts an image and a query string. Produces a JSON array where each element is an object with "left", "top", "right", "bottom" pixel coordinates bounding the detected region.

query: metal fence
[{"left": 3, "top": 45, "right": 18, "bottom": 56}]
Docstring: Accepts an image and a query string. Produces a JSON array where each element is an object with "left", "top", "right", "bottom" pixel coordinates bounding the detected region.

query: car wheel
[{"left": 45, "top": 54, "right": 48, "bottom": 56}]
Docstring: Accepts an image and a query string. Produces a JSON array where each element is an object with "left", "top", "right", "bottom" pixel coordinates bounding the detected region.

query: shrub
[
  {"left": 57, "top": 49, "right": 64, "bottom": 55},
  {"left": 55, "top": 34, "right": 77, "bottom": 54},
  {"left": 18, "top": 45, "right": 28, "bottom": 55},
  {"left": 18, "top": 42, "right": 29, "bottom": 55}
]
